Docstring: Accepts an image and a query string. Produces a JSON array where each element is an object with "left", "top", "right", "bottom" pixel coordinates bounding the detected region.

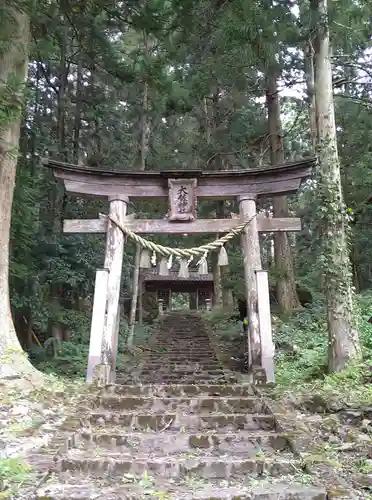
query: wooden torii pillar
[
  {"left": 86, "top": 195, "right": 127, "bottom": 383},
  {"left": 240, "top": 195, "right": 262, "bottom": 367},
  {"left": 43, "top": 158, "right": 314, "bottom": 384}
]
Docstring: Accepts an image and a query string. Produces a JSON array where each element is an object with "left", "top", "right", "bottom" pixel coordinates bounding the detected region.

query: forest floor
[{"left": 0, "top": 376, "right": 87, "bottom": 497}]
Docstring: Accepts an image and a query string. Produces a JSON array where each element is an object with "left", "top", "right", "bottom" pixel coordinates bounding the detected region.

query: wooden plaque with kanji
[{"left": 168, "top": 178, "right": 197, "bottom": 222}]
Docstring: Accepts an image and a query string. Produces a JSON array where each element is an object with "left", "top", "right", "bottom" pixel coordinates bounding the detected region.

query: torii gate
[{"left": 43, "top": 157, "right": 314, "bottom": 385}]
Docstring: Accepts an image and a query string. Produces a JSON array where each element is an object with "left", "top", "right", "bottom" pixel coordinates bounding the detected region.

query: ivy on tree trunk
[{"left": 312, "top": 0, "right": 361, "bottom": 371}]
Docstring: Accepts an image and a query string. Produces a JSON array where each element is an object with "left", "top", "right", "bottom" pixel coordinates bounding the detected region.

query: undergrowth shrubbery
[
  {"left": 29, "top": 311, "right": 153, "bottom": 378},
  {"left": 271, "top": 293, "right": 372, "bottom": 406},
  {"left": 273, "top": 299, "right": 329, "bottom": 386},
  {"left": 204, "top": 308, "right": 242, "bottom": 341}
]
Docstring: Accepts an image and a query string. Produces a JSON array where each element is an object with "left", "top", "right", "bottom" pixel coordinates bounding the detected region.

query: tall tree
[
  {"left": 0, "top": 4, "right": 38, "bottom": 378},
  {"left": 267, "top": 66, "right": 302, "bottom": 311},
  {"left": 128, "top": 31, "right": 151, "bottom": 346},
  {"left": 311, "top": 0, "right": 361, "bottom": 371}
]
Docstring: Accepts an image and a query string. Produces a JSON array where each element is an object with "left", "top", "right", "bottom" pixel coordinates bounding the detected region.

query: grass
[
  {"left": 272, "top": 294, "right": 372, "bottom": 408},
  {"left": 30, "top": 319, "right": 154, "bottom": 379},
  {"left": 0, "top": 458, "right": 32, "bottom": 498}
]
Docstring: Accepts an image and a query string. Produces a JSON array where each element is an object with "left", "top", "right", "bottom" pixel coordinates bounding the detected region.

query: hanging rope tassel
[
  {"left": 217, "top": 246, "right": 229, "bottom": 266},
  {"left": 178, "top": 259, "right": 189, "bottom": 278},
  {"left": 167, "top": 254, "right": 173, "bottom": 270},
  {"left": 159, "top": 257, "right": 169, "bottom": 276},
  {"left": 198, "top": 257, "right": 208, "bottom": 275},
  {"left": 151, "top": 251, "right": 157, "bottom": 267},
  {"left": 197, "top": 251, "right": 208, "bottom": 275},
  {"left": 140, "top": 249, "right": 151, "bottom": 268}
]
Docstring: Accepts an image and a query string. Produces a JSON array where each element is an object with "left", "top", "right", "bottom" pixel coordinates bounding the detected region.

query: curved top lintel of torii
[{"left": 41, "top": 157, "right": 315, "bottom": 200}]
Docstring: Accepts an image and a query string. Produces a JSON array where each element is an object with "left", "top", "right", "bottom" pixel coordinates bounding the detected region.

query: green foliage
[
  {"left": 204, "top": 308, "right": 241, "bottom": 341},
  {"left": 0, "top": 458, "right": 32, "bottom": 498},
  {"left": 29, "top": 311, "right": 153, "bottom": 378},
  {"left": 0, "top": 76, "right": 26, "bottom": 131},
  {"left": 353, "top": 292, "right": 372, "bottom": 352},
  {"left": 274, "top": 294, "right": 372, "bottom": 406},
  {"left": 274, "top": 302, "right": 329, "bottom": 386}
]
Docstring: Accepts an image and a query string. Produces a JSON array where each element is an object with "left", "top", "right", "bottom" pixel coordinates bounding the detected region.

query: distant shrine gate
[
  {"left": 44, "top": 158, "right": 314, "bottom": 385},
  {"left": 139, "top": 268, "right": 215, "bottom": 319}
]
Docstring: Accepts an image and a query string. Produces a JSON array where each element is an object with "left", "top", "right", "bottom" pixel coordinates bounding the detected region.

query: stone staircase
[
  {"left": 123, "top": 313, "right": 238, "bottom": 385},
  {"left": 36, "top": 312, "right": 327, "bottom": 499}
]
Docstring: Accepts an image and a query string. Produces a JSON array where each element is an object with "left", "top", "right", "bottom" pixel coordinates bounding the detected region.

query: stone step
[
  {"left": 96, "top": 395, "right": 267, "bottom": 413},
  {"left": 73, "top": 429, "right": 289, "bottom": 455},
  {"left": 139, "top": 371, "right": 226, "bottom": 378},
  {"left": 140, "top": 362, "right": 219, "bottom": 367},
  {"left": 36, "top": 479, "right": 327, "bottom": 500},
  {"left": 140, "top": 366, "right": 224, "bottom": 373},
  {"left": 135, "top": 378, "right": 230, "bottom": 385},
  {"left": 144, "top": 345, "right": 214, "bottom": 349},
  {"left": 147, "top": 351, "right": 216, "bottom": 355},
  {"left": 146, "top": 352, "right": 217, "bottom": 361},
  {"left": 146, "top": 339, "right": 212, "bottom": 342},
  {"left": 85, "top": 412, "right": 276, "bottom": 431},
  {"left": 140, "top": 363, "right": 222, "bottom": 370},
  {"left": 149, "top": 339, "right": 212, "bottom": 343},
  {"left": 149, "top": 345, "right": 214, "bottom": 349},
  {"left": 141, "top": 358, "right": 219, "bottom": 364},
  {"left": 140, "top": 370, "right": 224, "bottom": 376},
  {"left": 114, "top": 377, "right": 240, "bottom": 386},
  {"left": 136, "top": 376, "right": 229, "bottom": 383},
  {"left": 145, "top": 344, "right": 214, "bottom": 346},
  {"left": 57, "top": 452, "right": 302, "bottom": 479},
  {"left": 104, "top": 383, "right": 255, "bottom": 397},
  {"left": 151, "top": 364, "right": 227, "bottom": 369}
]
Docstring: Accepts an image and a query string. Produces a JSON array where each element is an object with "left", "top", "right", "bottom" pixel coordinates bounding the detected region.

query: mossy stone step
[
  {"left": 73, "top": 429, "right": 290, "bottom": 455},
  {"left": 114, "top": 377, "right": 239, "bottom": 386},
  {"left": 140, "top": 363, "right": 223, "bottom": 369},
  {"left": 138, "top": 374, "right": 227, "bottom": 381},
  {"left": 136, "top": 376, "right": 230, "bottom": 383},
  {"left": 36, "top": 486, "right": 327, "bottom": 500},
  {"left": 96, "top": 395, "right": 267, "bottom": 413},
  {"left": 36, "top": 476, "right": 327, "bottom": 500},
  {"left": 86, "top": 412, "right": 276, "bottom": 431},
  {"left": 57, "top": 453, "right": 302, "bottom": 479},
  {"left": 139, "top": 367, "right": 224, "bottom": 373},
  {"left": 142, "top": 355, "right": 219, "bottom": 360},
  {"left": 104, "top": 383, "right": 255, "bottom": 397}
]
